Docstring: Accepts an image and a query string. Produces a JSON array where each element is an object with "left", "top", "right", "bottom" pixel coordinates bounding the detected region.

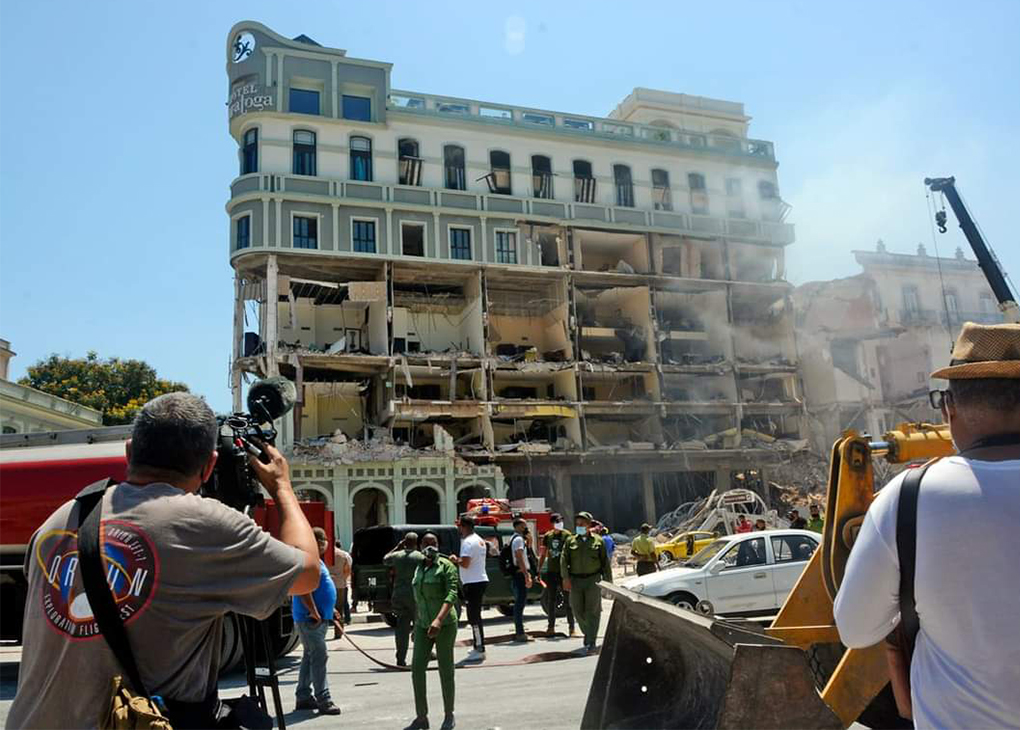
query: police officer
[
  {"left": 384, "top": 532, "right": 423, "bottom": 667},
  {"left": 537, "top": 513, "right": 575, "bottom": 636},
  {"left": 407, "top": 533, "right": 459, "bottom": 731},
  {"left": 561, "top": 512, "right": 612, "bottom": 654}
]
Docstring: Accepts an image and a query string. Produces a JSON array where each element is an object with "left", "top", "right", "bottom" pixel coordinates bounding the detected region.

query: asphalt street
[{"left": 0, "top": 602, "right": 609, "bottom": 730}]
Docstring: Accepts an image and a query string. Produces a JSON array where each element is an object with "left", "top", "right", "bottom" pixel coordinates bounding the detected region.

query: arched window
[
  {"left": 398, "top": 138, "right": 421, "bottom": 186},
  {"left": 613, "top": 164, "right": 634, "bottom": 207},
  {"left": 405, "top": 485, "right": 441, "bottom": 524},
  {"left": 292, "top": 130, "right": 316, "bottom": 176},
  {"left": 531, "top": 155, "right": 553, "bottom": 199},
  {"left": 350, "top": 136, "right": 372, "bottom": 181},
  {"left": 573, "top": 159, "right": 595, "bottom": 203},
  {"left": 652, "top": 168, "right": 671, "bottom": 211},
  {"left": 444, "top": 145, "right": 465, "bottom": 190},
  {"left": 487, "top": 150, "right": 512, "bottom": 195},
  {"left": 241, "top": 128, "right": 258, "bottom": 175}
]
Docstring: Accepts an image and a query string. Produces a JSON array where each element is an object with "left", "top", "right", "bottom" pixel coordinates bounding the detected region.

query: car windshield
[{"left": 684, "top": 539, "right": 729, "bottom": 568}]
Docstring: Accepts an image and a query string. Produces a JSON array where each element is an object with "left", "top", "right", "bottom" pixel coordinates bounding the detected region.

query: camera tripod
[{"left": 237, "top": 615, "right": 286, "bottom": 729}]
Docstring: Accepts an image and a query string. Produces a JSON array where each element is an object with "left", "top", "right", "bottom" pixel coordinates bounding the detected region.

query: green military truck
[{"left": 351, "top": 523, "right": 543, "bottom": 623}]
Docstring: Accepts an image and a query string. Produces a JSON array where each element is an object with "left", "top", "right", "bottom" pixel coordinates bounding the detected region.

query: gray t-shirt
[{"left": 8, "top": 482, "right": 306, "bottom": 729}]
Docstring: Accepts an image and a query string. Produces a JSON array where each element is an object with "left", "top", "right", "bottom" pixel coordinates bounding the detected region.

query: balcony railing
[
  {"left": 653, "top": 187, "right": 672, "bottom": 211},
  {"left": 388, "top": 89, "right": 777, "bottom": 162},
  {"left": 941, "top": 310, "right": 1004, "bottom": 326},
  {"left": 575, "top": 177, "right": 597, "bottom": 204},
  {"left": 532, "top": 172, "right": 554, "bottom": 199},
  {"left": 615, "top": 183, "right": 635, "bottom": 208}
]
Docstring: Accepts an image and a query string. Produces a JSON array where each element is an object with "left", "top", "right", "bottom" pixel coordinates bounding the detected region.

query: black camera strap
[{"left": 75, "top": 478, "right": 152, "bottom": 700}]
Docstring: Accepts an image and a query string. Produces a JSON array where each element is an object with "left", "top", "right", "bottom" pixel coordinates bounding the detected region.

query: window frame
[
  {"left": 400, "top": 220, "right": 427, "bottom": 257},
  {"left": 397, "top": 138, "right": 422, "bottom": 187},
  {"left": 291, "top": 212, "right": 320, "bottom": 250},
  {"left": 487, "top": 150, "right": 512, "bottom": 195},
  {"left": 771, "top": 535, "right": 818, "bottom": 564},
  {"left": 234, "top": 213, "right": 251, "bottom": 250},
  {"left": 494, "top": 228, "right": 519, "bottom": 265},
  {"left": 289, "top": 87, "right": 321, "bottom": 116},
  {"left": 351, "top": 216, "right": 379, "bottom": 254},
  {"left": 651, "top": 168, "right": 672, "bottom": 211},
  {"left": 531, "top": 154, "right": 553, "bottom": 199},
  {"left": 613, "top": 164, "right": 634, "bottom": 208},
  {"left": 341, "top": 94, "right": 372, "bottom": 122},
  {"left": 349, "top": 135, "right": 373, "bottom": 182},
  {"left": 573, "top": 159, "right": 596, "bottom": 203},
  {"left": 241, "top": 128, "right": 258, "bottom": 175},
  {"left": 292, "top": 129, "right": 317, "bottom": 176},
  {"left": 448, "top": 225, "right": 473, "bottom": 261},
  {"left": 719, "top": 536, "right": 767, "bottom": 569},
  {"left": 444, "top": 144, "right": 466, "bottom": 191}
]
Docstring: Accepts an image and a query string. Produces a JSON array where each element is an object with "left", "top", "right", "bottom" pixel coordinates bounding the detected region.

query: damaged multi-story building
[
  {"left": 794, "top": 240, "right": 1006, "bottom": 453},
  {"left": 224, "top": 21, "right": 803, "bottom": 544}
]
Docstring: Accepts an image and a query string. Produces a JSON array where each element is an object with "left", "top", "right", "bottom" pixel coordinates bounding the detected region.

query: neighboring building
[
  {"left": 224, "top": 22, "right": 804, "bottom": 544},
  {"left": 0, "top": 339, "right": 103, "bottom": 434},
  {"left": 794, "top": 241, "right": 1005, "bottom": 452}
]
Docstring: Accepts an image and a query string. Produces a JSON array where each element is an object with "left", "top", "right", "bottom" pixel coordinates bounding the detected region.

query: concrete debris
[{"left": 288, "top": 429, "right": 474, "bottom": 468}]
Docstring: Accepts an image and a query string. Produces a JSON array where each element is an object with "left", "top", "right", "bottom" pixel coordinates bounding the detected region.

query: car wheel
[
  {"left": 696, "top": 600, "right": 714, "bottom": 616},
  {"left": 665, "top": 591, "right": 699, "bottom": 612},
  {"left": 658, "top": 552, "right": 674, "bottom": 568}
]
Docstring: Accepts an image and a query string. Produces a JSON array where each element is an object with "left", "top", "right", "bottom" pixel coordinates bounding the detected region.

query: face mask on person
[
  {"left": 554, "top": 522, "right": 565, "bottom": 530},
  {"left": 423, "top": 545, "right": 439, "bottom": 563},
  {"left": 575, "top": 525, "right": 587, "bottom": 535}
]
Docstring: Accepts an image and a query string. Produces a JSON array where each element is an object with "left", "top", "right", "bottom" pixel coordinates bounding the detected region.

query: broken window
[
  {"left": 398, "top": 138, "right": 422, "bottom": 186},
  {"left": 444, "top": 145, "right": 466, "bottom": 190},
  {"left": 450, "top": 227, "right": 471, "bottom": 260},
  {"left": 293, "top": 216, "right": 317, "bottom": 249},
  {"left": 401, "top": 222, "right": 425, "bottom": 257},
  {"left": 574, "top": 159, "right": 596, "bottom": 203},
  {"left": 688, "top": 172, "right": 708, "bottom": 214},
  {"left": 486, "top": 150, "right": 512, "bottom": 195},
  {"left": 236, "top": 215, "right": 250, "bottom": 250},
  {"left": 293, "top": 130, "right": 316, "bottom": 176},
  {"left": 496, "top": 231, "right": 517, "bottom": 264},
  {"left": 350, "top": 136, "right": 372, "bottom": 181},
  {"left": 614, "top": 164, "right": 634, "bottom": 208},
  {"left": 532, "top": 155, "right": 553, "bottom": 199},
  {"left": 652, "top": 168, "right": 671, "bottom": 211},
  {"left": 241, "top": 128, "right": 258, "bottom": 175},
  {"left": 758, "top": 180, "right": 778, "bottom": 199},
  {"left": 726, "top": 177, "right": 745, "bottom": 218},
  {"left": 352, "top": 219, "right": 376, "bottom": 253}
]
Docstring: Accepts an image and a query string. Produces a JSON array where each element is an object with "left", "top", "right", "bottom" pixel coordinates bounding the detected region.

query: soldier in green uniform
[
  {"left": 384, "top": 532, "right": 424, "bottom": 667},
  {"left": 537, "top": 513, "right": 575, "bottom": 636},
  {"left": 406, "top": 532, "right": 459, "bottom": 731},
  {"left": 561, "top": 511, "right": 612, "bottom": 653},
  {"left": 807, "top": 504, "right": 825, "bottom": 533}
]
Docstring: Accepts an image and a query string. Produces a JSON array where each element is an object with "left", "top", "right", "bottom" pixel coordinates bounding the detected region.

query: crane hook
[{"left": 935, "top": 209, "right": 948, "bottom": 234}]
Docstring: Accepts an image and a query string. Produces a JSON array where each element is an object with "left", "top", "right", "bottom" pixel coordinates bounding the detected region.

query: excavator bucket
[{"left": 582, "top": 585, "right": 841, "bottom": 730}]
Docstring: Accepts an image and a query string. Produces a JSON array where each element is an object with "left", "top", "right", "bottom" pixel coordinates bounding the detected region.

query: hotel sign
[{"left": 229, "top": 83, "right": 274, "bottom": 119}]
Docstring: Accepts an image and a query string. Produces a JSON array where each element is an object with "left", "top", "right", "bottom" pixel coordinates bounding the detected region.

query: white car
[{"left": 619, "top": 529, "right": 821, "bottom": 616}]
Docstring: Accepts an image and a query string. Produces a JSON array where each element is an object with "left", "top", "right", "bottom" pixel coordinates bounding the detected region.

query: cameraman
[{"left": 8, "top": 392, "right": 320, "bottom": 729}]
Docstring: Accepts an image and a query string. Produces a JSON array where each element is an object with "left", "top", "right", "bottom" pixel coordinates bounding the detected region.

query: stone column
[
  {"left": 642, "top": 471, "right": 657, "bottom": 524},
  {"left": 715, "top": 465, "right": 732, "bottom": 492},
  {"left": 265, "top": 255, "right": 279, "bottom": 377},
  {"left": 231, "top": 276, "right": 244, "bottom": 412},
  {"left": 551, "top": 466, "right": 574, "bottom": 519}
]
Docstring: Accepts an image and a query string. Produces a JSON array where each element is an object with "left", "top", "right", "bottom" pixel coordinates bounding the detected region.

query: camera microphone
[{"left": 247, "top": 377, "right": 297, "bottom": 423}]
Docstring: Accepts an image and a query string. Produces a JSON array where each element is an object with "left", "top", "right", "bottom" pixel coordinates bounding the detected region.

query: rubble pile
[{"left": 288, "top": 429, "right": 474, "bottom": 468}]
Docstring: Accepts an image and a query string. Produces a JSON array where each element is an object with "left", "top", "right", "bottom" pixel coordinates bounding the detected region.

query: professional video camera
[{"left": 200, "top": 376, "right": 297, "bottom": 511}]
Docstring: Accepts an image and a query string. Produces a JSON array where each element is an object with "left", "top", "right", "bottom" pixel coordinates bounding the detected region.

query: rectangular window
[
  {"left": 292, "top": 130, "right": 316, "bottom": 176},
  {"left": 758, "top": 180, "right": 778, "bottom": 199},
  {"left": 563, "top": 118, "right": 594, "bottom": 131},
  {"left": 479, "top": 106, "right": 512, "bottom": 120},
  {"left": 352, "top": 220, "right": 376, "bottom": 253},
  {"left": 725, "top": 178, "right": 742, "bottom": 196},
  {"left": 342, "top": 95, "right": 372, "bottom": 122},
  {"left": 521, "top": 112, "right": 554, "bottom": 126},
  {"left": 614, "top": 165, "right": 634, "bottom": 207},
  {"left": 241, "top": 129, "right": 258, "bottom": 175},
  {"left": 689, "top": 173, "right": 708, "bottom": 215},
  {"left": 350, "top": 136, "right": 372, "bottom": 181},
  {"left": 402, "top": 223, "right": 425, "bottom": 257},
  {"left": 450, "top": 228, "right": 472, "bottom": 260},
  {"left": 726, "top": 178, "right": 745, "bottom": 218},
  {"left": 289, "top": 88, "right": 320, "bottom": 115},
  {"left": 652, "top": 169, "right": 672, "bottom": 211},
  {"left": 293, "top": 216, "right": 318, "bottom": 249},
  {"left": 444, "top": 146, "right": 466, "bottom": 190},
  {"left": 236, "top": 216, "right": 250, "bottom": 250},
  {"left": 496, "top": 231, "right": 517, "bottom": 264}
]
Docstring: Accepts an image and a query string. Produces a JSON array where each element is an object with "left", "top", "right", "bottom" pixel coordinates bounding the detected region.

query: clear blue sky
[{"left": 2, "top": 1, "right": 1018, "bottom": 412}]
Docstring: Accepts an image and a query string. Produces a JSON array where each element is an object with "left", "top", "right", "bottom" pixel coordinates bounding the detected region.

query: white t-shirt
[
  {"left": 833, "top": 456, "right": 1020, "bottom": 729},
  {"left": 511, "top": 533, "right": 531, "bottom": 572},
  {"left": 459, "top": 532, "right": 489, "bottom": 584}
]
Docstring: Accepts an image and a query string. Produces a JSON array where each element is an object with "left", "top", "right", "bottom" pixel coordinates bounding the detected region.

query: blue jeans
[
  {"left": 296, "top": 620, "right": 331, "bottom": 703},
  {"left": 512, "top": 573, "right": 528, "bottom": 635}
]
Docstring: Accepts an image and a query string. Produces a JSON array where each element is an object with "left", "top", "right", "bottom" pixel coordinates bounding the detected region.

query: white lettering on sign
[
  {"left": 722, "top": 491, "right": 755, "bottom": 504},
  {"left": 228, "top": 83, "right": 274, "bottom": 119}
]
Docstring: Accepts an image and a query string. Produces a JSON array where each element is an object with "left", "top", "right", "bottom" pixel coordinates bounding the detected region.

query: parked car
[
  {"left": 620, "top": 530, "right": 821, "bottom": 616},
  {"left": 654, "top": 530, "right": 717, "bottom": 566}
]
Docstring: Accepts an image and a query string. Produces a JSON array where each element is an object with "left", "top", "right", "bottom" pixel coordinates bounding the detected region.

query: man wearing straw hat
[{"left": 834, "top": 322, "right": 1020, "bottom": 729}]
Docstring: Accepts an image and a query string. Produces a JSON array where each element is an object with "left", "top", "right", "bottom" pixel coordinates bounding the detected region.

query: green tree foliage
[{"left": 18, "top": 352, "right": 189, "bottom": 425}]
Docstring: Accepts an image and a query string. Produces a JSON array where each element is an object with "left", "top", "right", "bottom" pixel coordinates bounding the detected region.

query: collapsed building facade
[{"left": 224, "top": 22, "right": 803, "bottom": 544}]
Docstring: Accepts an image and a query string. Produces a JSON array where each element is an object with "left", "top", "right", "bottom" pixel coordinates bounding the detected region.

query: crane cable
[{"left": 925, "top": 185, "right": 955, "bottom": 354}]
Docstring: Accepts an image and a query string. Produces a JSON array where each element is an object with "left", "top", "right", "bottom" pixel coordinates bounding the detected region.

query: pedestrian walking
[
  {"left": 384, "top": 532, "right": 424, "bottom": 667},
  {"left": 537, "top": 513, "right": 575, "bottom": 635},
  {"left": 450, "top": 514, "right": 488, "bottom": 662},
  {"left": 331, "top": 538, "right": 353, "bottom": 634},
  {"left": 407, "top": 533, "right": 459, "bottom": 730},
  {"left": 631, "top": 523, "right": 658, "bottom": 576},
  {"left": 509, "top": 517, "right": 533, "bottom": 642},
  {"left": 561, "top": 512, "right": 612, "bottom": 654},
  {"left": 293, "top": 527, "right": 342, "bottom": 715},
  {"left": 835, "top": 322, "right": 1020, "bottom": 728}
]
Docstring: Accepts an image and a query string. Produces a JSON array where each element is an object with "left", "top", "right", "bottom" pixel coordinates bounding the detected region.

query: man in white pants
[
  {"left": 451, "top": 514, "right": 489, "bottom": 662},
  {"left": 834, "top": 322, "right": 1020, "bottom": 729}
]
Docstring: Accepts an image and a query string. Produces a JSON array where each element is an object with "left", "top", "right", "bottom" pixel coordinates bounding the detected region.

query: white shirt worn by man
[
  {"left": 459, "top": 532, "right": 489, "bottom": 585},
  {"left": 510, "top": 533, "right": 531, "bottom": 572},
  {"left": 833, "top": 456, "right": 1020, "bottom": 729}
]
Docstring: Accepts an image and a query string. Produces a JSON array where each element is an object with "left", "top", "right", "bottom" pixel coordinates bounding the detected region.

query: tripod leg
[{"left": 258, "top": 618, "right": 286, "bottom": 730}]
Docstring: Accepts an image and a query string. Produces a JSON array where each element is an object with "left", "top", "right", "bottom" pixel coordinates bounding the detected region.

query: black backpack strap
[
  {"left": 895, "top": 462, "right": 933, "bottom": 655},
  {"left": 76, "top": 479, "right": 151, "bottom": 699}
]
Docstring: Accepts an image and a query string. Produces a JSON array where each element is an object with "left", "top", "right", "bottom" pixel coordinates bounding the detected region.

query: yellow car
[{"left": 654, "top": 531, "right": 717, "bottom": 565}]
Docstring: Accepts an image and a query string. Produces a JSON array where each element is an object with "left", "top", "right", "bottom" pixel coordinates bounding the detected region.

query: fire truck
[{"left": 0, "top": 425, "right": 333, "bottom": 668}]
